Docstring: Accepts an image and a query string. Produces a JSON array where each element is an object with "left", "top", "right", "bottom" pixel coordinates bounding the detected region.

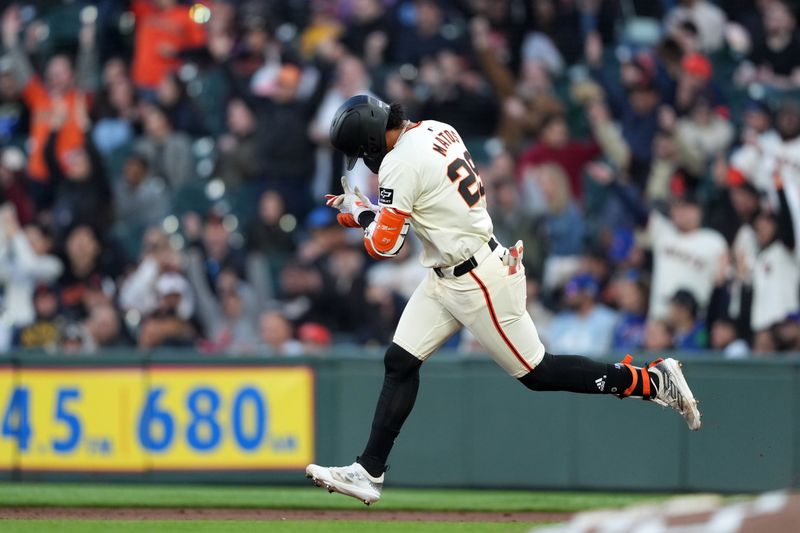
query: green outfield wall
[{"left": 1, "top": 350, "right": 798, "bottom": 492}]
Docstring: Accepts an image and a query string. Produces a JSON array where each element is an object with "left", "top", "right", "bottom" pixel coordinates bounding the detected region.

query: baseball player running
[{"left": 306, "top": 95, "right": 701, "bottom": 505}]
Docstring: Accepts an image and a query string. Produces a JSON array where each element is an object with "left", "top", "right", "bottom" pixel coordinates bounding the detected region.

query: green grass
[
  {"left": 0, "top": 482, "right": 669, "bottom": 512},
  {"left": 0, "top": 521, "right": 547, "bottom": 533}
]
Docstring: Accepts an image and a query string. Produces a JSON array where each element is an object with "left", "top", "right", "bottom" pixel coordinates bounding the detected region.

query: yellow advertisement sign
[
  {"left": 0, "top": 365, "right": 14, "bottom": 471},
  {"left": 17, "top": 367, "right": 145, "bottom": 471},
  {"left": 0, "top": 365, "right": 314, "bottom": 472},
  {"left": 146, "top": 366, "right": 314, "bottom": 470}
]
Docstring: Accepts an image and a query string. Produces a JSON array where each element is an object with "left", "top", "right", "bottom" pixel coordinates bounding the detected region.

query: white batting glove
[
  {"left": 501, "top": 240, "right": 524, "bottom": 275},
  {"left": 324, "top": 176, "right": 376, "bottom": 220}
]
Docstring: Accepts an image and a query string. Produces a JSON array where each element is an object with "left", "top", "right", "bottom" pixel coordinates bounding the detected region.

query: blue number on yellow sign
[
  {"left": 2, "top": 387, "right": 31, "bottom": 451},
  {"left": 186, "top": 387, "right": 221, "bottom": 451},
  {"left": 139, "top": 388, "right": 174, "bottom": 451},
  {"left": 232, "top": 387, "right": 266, "bottom": 451},
  {"left": 53, "top": 388, "right": 81, "bottom": 453}
]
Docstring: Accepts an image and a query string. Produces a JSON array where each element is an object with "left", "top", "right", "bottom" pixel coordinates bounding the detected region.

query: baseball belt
[{"left": 433, "top": 237, "right": 499, "bottom": 279}]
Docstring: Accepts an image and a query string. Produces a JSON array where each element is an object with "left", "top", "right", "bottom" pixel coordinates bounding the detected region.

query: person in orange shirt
[
  {"left": 1, "top": 6, "right": 97, "bottom": 192},
  {"left": 131, "top": 0, "right": 208, "bottom": 90}
]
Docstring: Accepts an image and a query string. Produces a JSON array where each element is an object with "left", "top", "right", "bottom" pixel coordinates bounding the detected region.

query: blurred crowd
[{"left": 0, "top": 0, "right": 798, "bottom": 358}]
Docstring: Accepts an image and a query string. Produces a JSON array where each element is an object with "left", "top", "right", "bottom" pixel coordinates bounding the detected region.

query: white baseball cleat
[
  {"left": 648, "top": 358, "right": 702, "bottom": 431},
  {"left": 305, "top": 462, "right": 383, "bottom": 505}
]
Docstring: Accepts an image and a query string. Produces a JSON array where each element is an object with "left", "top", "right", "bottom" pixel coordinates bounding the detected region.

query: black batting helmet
[{"left": 329, "top": 94, "right": 391, "bottom": 174}]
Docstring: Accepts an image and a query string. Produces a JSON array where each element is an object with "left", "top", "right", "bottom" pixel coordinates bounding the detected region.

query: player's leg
[
  {"left": 306, "top": 272, "right": 460, "bottom": 503},
  {"left": 357, "top": 273, "right": 460, "bottom": 476},
  {"left": 519, "top": 352, "right": 655, "bottom": 397},
  {"left": 520, "top": 353, "right": 702, "bottom": 430},
  {"left": 444, "top": 253, "right": 700, "bottom": 429},
  {"left": 356, "top": 342, "right": 422, "bottom": 476}
]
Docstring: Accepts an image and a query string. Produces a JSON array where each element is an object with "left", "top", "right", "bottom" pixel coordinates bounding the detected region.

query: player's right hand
[{"left": 501, "top": 240, "right": 524, "bottom": 275}]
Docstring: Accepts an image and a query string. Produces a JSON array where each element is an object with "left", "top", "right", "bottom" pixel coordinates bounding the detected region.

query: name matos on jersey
[{"left": 370, "top": 120, "right": 494, "bottom": 268}]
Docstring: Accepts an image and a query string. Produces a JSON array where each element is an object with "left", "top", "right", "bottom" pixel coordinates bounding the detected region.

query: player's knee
[
  {"left": 384, "top": 343, "right": 422, "bottom": 380},
  {"left": 518, "top": 353, "right": 554, "bottom": 391}
]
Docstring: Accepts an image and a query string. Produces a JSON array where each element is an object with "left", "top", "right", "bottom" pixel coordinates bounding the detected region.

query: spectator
[
  {"left": 113, "top": 153, "right": 170, "bottom": 231},
  {"left": 0, "top": 147, "right": 34, "bottom": 224},
  {"left": 0, "top": 205, "right": 62, "bottom": 328},
  {"left": 297, "top": 322, "right": 332, "bottom": 355},
  {"left": 57, "top": 225, "right": 119, "bottom": 320},
  {"left": 648, "top": 192, "right": 729, "bottom": 320},
  {"left": 134, "top": 102, "right": 195, "bottom": 189},
  {"left": 736, "top": 0, "right": 800, "bottom": 89},
  {"left": 138, "top": 272, "right": 197, "bottom": 349},
  {"left": 740, "top": 99, "right": 772, "bottom": 142},
  {"left": 130, "top": 0, "right": 207, "bottom": 91},
  {"left": 250, "top": 63, "right": 324, "bottom": 218},
  {"left": 182, "top": 210, "right": 245, "bottom": 290},
  {"left": 83, "top": 303, "right": 124, "bottom": 349},
  {"left": 535, "top": 164, "right": 585, "bottom": 290},
  {"left": 673, "top": 92, "right": 734, "bottom": 165},
  {"left": 13, "top": 284, "right": 61, "bottom": 349},
  {"left": 667, "top": 289, "right": 708, "bottom": 350},
  {"left": 1, "top": 5, "right": 97, "bottom": 190},
  {"left": 277, "top": 261, "right": 326, "bottom": 325},
  {"left": 674, "top": 52, "right": 717, "bottom": 116},
  {"left": 548, "top": 273, "right": 618, "bottom": 357},
  {"left": 749, "top": 175, "right": 799, "bottom": 334},
  {"left": 257, "top": 310, "right": 302, "bottom": 356},
  {"left": 90, "top": 64, "right": 139, "bottom": 155},
  {"left": 297, "top": 207, "right": 347, "bottom": 266},
  {"left": 119, "top": 228, "right": 194, "bottom": 321},
  {"left": 753, "top": 328, "right": 777, "bottom": 354},
  {"left": 610, "top": 272, "right": 648, "bottom": 351},
  {"left": 527, "top": 0, "right": 584, "bottom": 65},
  {"left": 729, "top": 182, "right": 761, "bottom": 279},
  {"left": 417, "top": 49, "right": 499, "bottom": 139},
  {"left": 775, "top": 313, "right": 800, "bottom": 351},
  {"left": 643, "top": 319, "right": 674, "bottom": 352},
  {"left": 391, "top": 0, "right": 455, "bottom": 65},
  {"left": 593, "top": 168, "right": 729, "bottom": 321},
  {"left": 518, "top": 114, "right": 599, "bottom": 199},
  {"left": 216, "top": 97, "right": 261, "bottom": 187},
  {"left": 710, "top": 317, "right": 749, "bottom": 358},
  {"left": 246, "top": 190, "right": 296, "bottom": 263},
  {"left": 538, "top": 164, "right": 584, "bottom": 256},
  {"left": 728, "top": 98, "right": 800, "bottom": 249},
  {"left": 188, "top": 247, "right": 260, "bottom": 355},
  {"left": 319, "top": 245, "right": 369, "bottom": 336},
  {"left": 155, "top": 73, "right": 205, "bottom": 136},
  {"left": 488, "top": 177, "right": 544, "bottom": 277},
  {"left": 665, "top": 0, "right": 727, "bottom": 53},
  {"left": 0, "top": 56, "right": 29, "bottom": 145},
  {"left": 44, "top": 105, "right": 112, "bottom": 237},
  {"left": 471, "top": 17, "right": 564, "bottom": 153},
  {"left": 339, "top": 0, "right": 390, "bottom": 65},
  {"left": 585, "top": 38, "right": 663, "bottom": 179},
  {"left": 59, "top": 321, "right": 96, "bottom": 354}
]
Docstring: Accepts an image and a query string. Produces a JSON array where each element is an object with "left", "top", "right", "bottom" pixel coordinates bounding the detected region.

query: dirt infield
[{"left": 0, "top": 507, "right": 571, "bottom": 522}]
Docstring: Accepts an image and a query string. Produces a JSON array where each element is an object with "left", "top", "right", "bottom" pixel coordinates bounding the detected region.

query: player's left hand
[
  {"left": 501, "top": 240, "right": 524, "bottom": 275},
  {"left": 325, "top": 176, "right": 378, "bottom": 228}
]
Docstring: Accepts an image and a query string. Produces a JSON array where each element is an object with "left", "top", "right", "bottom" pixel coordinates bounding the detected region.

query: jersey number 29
[{"left": 447, "top": 150, "right": 486, "bottom": 207}]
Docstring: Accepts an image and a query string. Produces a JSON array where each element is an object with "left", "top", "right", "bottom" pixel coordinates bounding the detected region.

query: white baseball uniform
[{"left": 378, "top": 120, "right": 545, "bottom": 378}]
